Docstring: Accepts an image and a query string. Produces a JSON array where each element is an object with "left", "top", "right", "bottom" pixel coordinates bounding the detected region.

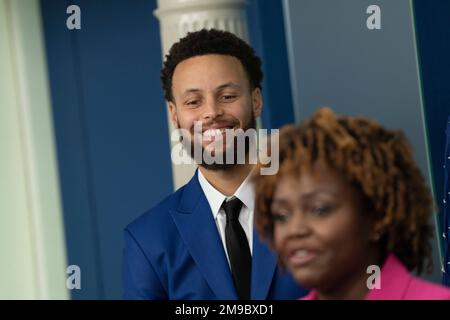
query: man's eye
[
  {"left": 311, "top": 206, "right": 331, "bottom": 217},
  {"left": 271, "top": 211, "right": 289, "bottom": 223},
  {"left": 186, "top": 99, "right": 200, "bottom": 107},
  {"left": 220, "top": 95, "right": 237, "bottom": 102}
]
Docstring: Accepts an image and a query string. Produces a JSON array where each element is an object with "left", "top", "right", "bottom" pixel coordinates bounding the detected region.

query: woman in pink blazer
[{"left": 253, "top": 107, "right": 450, "bottom": 300}]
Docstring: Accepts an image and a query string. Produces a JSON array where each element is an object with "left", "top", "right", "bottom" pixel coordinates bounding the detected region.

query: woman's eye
[
  {"left": 311, "top": 206, "right": 331, "bottom": 217},
  {"left": 271, "top": 211, "right": 289, "bottom": 223}
]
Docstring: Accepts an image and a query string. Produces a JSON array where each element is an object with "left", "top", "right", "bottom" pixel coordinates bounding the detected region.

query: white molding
[{"left": 0, "top": 0, "right": 68, "bottom": 299}]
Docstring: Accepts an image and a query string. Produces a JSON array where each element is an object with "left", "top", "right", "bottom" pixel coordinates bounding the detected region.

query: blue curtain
[{"left": 444, "top": 115, "right": 450, "bottom": 286}]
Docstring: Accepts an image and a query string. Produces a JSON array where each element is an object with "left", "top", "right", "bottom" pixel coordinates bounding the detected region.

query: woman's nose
[{"left": 286, "top": 212, "right": 311, "bottom": 237}]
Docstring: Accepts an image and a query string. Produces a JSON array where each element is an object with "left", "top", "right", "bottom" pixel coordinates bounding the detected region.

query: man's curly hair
[
  {"left": 161, "top": 28, "right": 263, "bottom": 102},
  {"left": 254, "top": 107, "right": 435, "bottom": 275}
]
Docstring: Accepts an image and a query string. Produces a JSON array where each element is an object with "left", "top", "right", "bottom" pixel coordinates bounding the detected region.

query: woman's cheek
[{"left": 273, "top": 227, "right": 286, "bottom": 257}]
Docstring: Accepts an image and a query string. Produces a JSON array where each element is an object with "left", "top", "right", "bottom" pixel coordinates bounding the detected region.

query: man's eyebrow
[
  {"left": 182, "top": 88, "right": 202, "bottom": 96},
  {"left": 216, "top": 82, "right": 241, "bottom": 91},
  {"left": 181, "top": 83, "right": 241, "bottom": 97}
]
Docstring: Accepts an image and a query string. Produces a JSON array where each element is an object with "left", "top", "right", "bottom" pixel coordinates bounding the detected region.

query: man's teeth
[
  {"left": 294, "top": 250, "right": 310, "bottom": 257},
  {"left": 203, "top": 128, "right": 231, "bottom": 137}
]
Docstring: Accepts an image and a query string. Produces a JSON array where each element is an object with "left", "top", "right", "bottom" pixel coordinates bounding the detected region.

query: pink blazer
[{"left": 301, "top": 254, "right": 450, "bottom": 300}]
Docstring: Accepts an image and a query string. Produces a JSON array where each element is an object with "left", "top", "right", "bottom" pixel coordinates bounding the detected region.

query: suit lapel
[
  {"left": 170, "top": 172, "right": 238, "bottom": 299},
  {"left": 251, "top": 229, "right": 277, "bottom": 299}
]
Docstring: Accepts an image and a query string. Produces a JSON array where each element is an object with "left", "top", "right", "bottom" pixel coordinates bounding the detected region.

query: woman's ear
[
  {"left": 252, "top": 88, "right": 263, "bottom": 118},
  {"left": 369, "top": 220, "right": 384, "bottom": 242}
]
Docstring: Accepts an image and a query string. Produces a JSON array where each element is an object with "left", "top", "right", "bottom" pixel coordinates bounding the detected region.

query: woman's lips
[{"left": 287, "top": 249, "right": 318, "bottom": 267}]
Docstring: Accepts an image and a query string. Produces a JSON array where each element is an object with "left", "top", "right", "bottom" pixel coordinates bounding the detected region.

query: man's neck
[{"left": 199, "top": 163, "right": 254, "bottom": 196}]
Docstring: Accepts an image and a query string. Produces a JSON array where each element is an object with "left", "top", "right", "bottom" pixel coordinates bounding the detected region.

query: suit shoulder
[{"left": 407, "top": 277, "right": 450, "bottom": 300}]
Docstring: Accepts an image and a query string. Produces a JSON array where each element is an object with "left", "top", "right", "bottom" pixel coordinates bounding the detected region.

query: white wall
[{"left": 0, "top": 0, "right": 68, "bottom": 299}]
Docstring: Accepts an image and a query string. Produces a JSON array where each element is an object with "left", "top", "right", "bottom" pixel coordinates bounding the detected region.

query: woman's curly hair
[
  {"left": 161, "top": 28, "right": 263, "bottom": 102},
  {"left": 254, "top": 107, "right": 434, "bottom": 274}
]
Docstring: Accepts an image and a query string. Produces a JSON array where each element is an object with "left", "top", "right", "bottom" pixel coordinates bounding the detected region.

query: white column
[
  {"left": 154, "top": 0, "right": 249, "bottom": 190},
  {"left": 0, "top": 0, "right": 68, "bottom": 299}
]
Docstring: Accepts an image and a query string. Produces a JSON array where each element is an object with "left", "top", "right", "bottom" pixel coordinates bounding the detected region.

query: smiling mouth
[
  {"left": 287, "top": 249, "right": 318, "bottom": 267},
  {"left": 202, "top": 126, "right": 235, "bottom": 141}
]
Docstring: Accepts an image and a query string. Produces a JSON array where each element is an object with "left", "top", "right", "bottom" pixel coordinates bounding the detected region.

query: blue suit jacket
[{"left": 123, "top": 172, "right": 307, "bottom": 299}]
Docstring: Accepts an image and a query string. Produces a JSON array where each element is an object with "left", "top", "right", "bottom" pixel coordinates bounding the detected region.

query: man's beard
[{"left": 178, "top": 114, "right": 257, "bottom": 171}]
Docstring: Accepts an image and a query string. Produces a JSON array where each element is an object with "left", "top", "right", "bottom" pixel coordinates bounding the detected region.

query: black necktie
[{"left": 222, "top": 197, "right": 251, "bottom": 300}]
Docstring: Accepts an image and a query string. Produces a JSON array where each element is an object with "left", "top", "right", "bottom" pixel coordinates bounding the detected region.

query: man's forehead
[
  {"left": 171, "top": 54, "right": 249, "bottom": 94},
  {"left": 176, "top": 53, "right": 242, "bottom": 66},
  {"left": 181, "top": 82, "right": 242, "bottom": 94},
  {"left": 173, "top": 55, "right": 245, "bottom": 78}
]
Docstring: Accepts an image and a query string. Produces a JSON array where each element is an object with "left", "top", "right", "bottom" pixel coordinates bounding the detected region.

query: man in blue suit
[{"left": 123, "top": 29, "right": 307, "bottom": 299}]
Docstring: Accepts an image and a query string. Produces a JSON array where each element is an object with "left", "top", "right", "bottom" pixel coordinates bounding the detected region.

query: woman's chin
[{"left": 289, "top": 267, "right": 324, "bottom": 290}]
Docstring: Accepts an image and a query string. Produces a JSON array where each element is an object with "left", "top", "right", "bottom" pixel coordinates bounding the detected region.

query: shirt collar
[
  {"left": 197, "top": 169, "right": 255, "bottom": 220},
  {"left": 233, "top": 169, "right": 255, "bottom": 212}
]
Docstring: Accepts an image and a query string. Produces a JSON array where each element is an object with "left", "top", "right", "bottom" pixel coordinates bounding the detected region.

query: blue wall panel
[
  {"left": 41, "top": 0, "right": 173, "bottom": 299},
  {"left": 247, "top": 0, "right": 295, "bottom": 129}
]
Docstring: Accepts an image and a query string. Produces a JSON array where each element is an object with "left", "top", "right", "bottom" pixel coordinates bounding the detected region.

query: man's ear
[
  {"left": 168, "top": 102, "right": 179, "bottom": 128},
  {"left": 252, "top": 88, "right": 263, "bottom": 118}
]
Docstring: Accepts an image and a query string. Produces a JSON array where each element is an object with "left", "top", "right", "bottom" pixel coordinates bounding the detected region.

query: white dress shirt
[{"left": 197, "top": 169, "right": 254, "bottom": 267}]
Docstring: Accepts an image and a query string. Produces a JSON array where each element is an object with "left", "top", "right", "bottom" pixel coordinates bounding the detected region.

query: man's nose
[{"left": 202, "top": 97, "right": 224, "bottom": 120}]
